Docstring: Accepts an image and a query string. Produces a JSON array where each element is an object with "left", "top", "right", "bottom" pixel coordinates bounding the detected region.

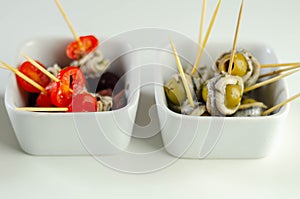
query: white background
[{"left": 1, "top": 0, "right": 300, "bottom": 198}]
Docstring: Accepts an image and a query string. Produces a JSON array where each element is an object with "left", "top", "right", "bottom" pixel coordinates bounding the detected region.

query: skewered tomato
[
  {"left": 36, "top": 81, "right": 57, "bottom": 107},
  {"left": 50, "top": 66, "right": 86, "bottom": 107},
  {"left": 66, "top": 35, "right": 99, "bottom": 60},
  {"left": 57, "top": 66, "right": 86, "bottom": 94},
  {"left": 17, "top": 61, "right": 50, "bottom": 93},
  {"left": 68, "top": 92, "right": 98, "bottom": 112},
  {"left": 36, "top": 92, "right": 52, "bottom": 107}
]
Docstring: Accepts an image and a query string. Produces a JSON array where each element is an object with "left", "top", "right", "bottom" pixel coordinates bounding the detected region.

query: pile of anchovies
[{"left": 164, "top": 49, "right": 269, "bottom": 117}]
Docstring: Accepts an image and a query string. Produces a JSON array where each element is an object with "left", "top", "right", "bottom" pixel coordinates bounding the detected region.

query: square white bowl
[
  {"left": 5, "top": 36, "right": 140, "bottom": 155},
  {"left": 154, "top": 39, "right": 290, "bottom": 159}
]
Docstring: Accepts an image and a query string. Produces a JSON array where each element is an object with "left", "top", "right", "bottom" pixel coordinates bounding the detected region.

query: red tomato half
[
  {"left": 16, "top": 61, "right": 50, "bottom": 93},
  {"left": 49, "top": 81, "right": 72, "bottom": 107},
  {"left": 57, "top": 66, "right": 86, "bottom": 94},
  {"left": 36, "top": 82, "right": 56, "bottom": 107},
  {"left": 66, "top": 35, "right": 99, "bottom": 60},
  {"left": 50, "top": 67, "right": 86, "bottom": 107},
  {"left": 36, "top": 92, "right": 52, "bottom": 107},
  {"left": 68, "top": 93, "right": 98, "bottom": 112}
]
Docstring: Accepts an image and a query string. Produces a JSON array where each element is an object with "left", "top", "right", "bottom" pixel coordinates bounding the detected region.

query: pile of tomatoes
[{"left": 17, "top": 35, "right": 100, "bottom": 112}]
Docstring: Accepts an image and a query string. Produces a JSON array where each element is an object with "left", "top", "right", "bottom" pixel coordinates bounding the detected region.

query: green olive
[
  {"left": 202, "top": 82, "right": 208, "bottom": 102},
  {"left": 218, "top": 54, "right": 231, "bottom": 73},
  {"left": 164, "top": 76, "right": 186, "bottom": 106},
  {"left": 218, "top": 53, "right": 248, "bottom": 77},
  {"left": 242, "top": 98, "right": 257, "bottom": 104},
  {"left": 231, "top": 53, "right": 248, "bottom": 77},
  {"left": 225, "top": 84, "right": 243, "bottom": 109}
]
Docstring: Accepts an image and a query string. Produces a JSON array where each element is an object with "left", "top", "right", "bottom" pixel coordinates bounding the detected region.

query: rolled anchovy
[
  {"left": 94, "top": 93, "right": 113, "bottom": 112},
  {"left": 185, "top": 64, "right": 214, "bottom": 85},
  {"left": 184, "top": 66, "right": 203, "bottom": 101},
  {"left": 189, "top": 105, "right": 207, "bottom": 116},
  {"left": 164, "top": 73, "right": 196, "bottom": 106},
  {"left": 206, "top": 74, "right": 224, "bottom": 116},
  {"left": 240, "top": 49, "right": 260, "bottom": 87},
  {"left": 71, "top": 50, "right": 110, "bottom": 78},
  {"left": 234, "top": 101, "right": 267, "bottom": 117},
  {"left": 167, "top": 99, "right": 206, "bottom": 116},
  {"left": 206, "top": 73, "right": 244, "bottom": 116},
  {"left": 181, "top": 100, "right": 206, "bottom": 116},
  {"left": 234, "top": 106, "right": 264, "bottom": 117},
  {"left": 215, "top": 49, "right": 260, "bottom": 87},
  {"left": 47, "top": 64, "right": 62, "bottom": 77}
]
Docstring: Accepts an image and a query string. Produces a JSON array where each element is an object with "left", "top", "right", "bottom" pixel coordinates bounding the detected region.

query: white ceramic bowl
[
  {"left": 5, "top": 36, "right": 140, "bottom": 155},
  {"left": 154, "top": 39, "right": 290, "bottom": 159}
]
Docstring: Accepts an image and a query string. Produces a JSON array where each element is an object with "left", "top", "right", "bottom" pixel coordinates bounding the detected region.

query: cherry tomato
[
  {"left": 50, "top": 67, "right": 86, "bottom": 107},
  {"left": 57, "top": 66, "right": 86, "bottom": 94},
  {"left": 36, "top": 92, "right": 52, "bottom": 107},
  {"left": 49, "top": 82, "right": 71, "bottom": 107},
  {"left": 66, "top": 35, "right": 99, "bottom": 60},
  {"left": 68, "top": 92, "right": 98, "bottom": 112},
  {"left": 16, "top": 61, "right": 50, "bottom": 93},
  {"left": 36, "top": 82, "right": 56, "bottom": 107}
]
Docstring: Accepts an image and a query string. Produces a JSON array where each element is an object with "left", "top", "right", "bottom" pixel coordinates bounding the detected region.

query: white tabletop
[{"left": 1, "top": 0, "right": 300, "bottom": 198}]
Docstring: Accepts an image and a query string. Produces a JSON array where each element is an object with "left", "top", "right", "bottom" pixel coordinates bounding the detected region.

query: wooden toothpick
[
  {"left": 21, "top": 54, "right": 74, "bottom": 93},
  {"left": 198, "top": 0, "right": 207, "bottom": 45},
  {"left": 260, "top": 62, "right": 300, "bottom": 68},
  {"left": 228, "top": 0, "right": 244, "bottom": 75},
  {"left": 244, "top": 69, "right": 300, "bottom": 93},
  {"left": 54, "top": 0, "right": 82, "bottom": 46},
  {"left": 1, "top": 61, "right": 46, "bottom": 93},
  {"left": 21, "top": 53, "right": 60, "bottom": 82},
  {"left": 262, "top": 93, "right": 300, "bottom": 116},
  {"left": 259, "top": 65, "right": 300, "bottom": 79},
  {"left": 192, "top": 0, "right": 222, "bottom": 75},
  {"left": 170, "top": 39, "right": 195, "bottom": 107},
  {"left": 16, "top": 107, "right": 69, "bottom": 112},
  {"left": 238, "top": 102, "right": 267, "bottom": 110}
]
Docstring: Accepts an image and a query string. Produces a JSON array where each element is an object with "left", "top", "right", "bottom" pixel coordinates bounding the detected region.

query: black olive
[{"left": 96, "top": 72, "right": 119, "bottom": 92}]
